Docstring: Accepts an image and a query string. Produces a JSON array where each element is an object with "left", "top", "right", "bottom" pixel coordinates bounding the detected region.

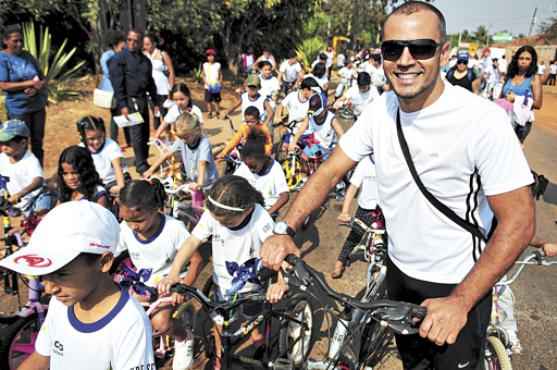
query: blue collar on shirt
[
  {"left": 67, "top": 289, "right": 129, "bottom": 333},
  {"left": 133, "top": 214, "right": 166, "bottom": 244}
]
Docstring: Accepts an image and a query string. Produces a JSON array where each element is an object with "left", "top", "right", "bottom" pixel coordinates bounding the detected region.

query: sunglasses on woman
[{"left": 381, "top": 39, "right": 440, "bottom": 62}]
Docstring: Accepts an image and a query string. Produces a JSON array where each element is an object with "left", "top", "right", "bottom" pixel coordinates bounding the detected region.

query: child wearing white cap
[{"left": 0, "top": 201, "right": 155, "bottom": 370}]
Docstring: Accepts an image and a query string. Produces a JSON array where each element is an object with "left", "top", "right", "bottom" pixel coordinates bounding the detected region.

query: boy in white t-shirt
[
  {"left": 258, "top": 60, "right": 280, "bottom": 102},
  {"left": 278, "top": 54, "right": 303, "bottom": 95},
  {"left": 202, "top": 48, "right": 223, "bottom": 119},
  {"left": 275, "top": 77, "right": 317, "bottom": 129},
  {"left": 0, "top": 119, "right": 54, "bottom": 215},
  {"left": 234, "top": 132, "right": 289, "bottom": 217},
  {"left": 332, "top": 155, "right": 382, "bottom": 278},
  {"left": 0, "top": 201, "right": 155, "bottom": 370}
]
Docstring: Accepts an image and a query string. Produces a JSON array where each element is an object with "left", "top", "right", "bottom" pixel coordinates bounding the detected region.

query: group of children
[{"left": 0, "top": 48, "right": 382, "bottom": 370}]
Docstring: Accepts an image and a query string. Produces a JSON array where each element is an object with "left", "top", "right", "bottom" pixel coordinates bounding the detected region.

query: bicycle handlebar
[
  {"left": 282, "top": 254, "right": 426, "bottom": 335},
  {"left": 497, "top": 250, "right": 557, "bottom": 286}
]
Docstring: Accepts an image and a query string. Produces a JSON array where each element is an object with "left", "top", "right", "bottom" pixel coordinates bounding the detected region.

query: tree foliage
[{"left": 540, "top": 16, "right": 557, "bottom": 42}]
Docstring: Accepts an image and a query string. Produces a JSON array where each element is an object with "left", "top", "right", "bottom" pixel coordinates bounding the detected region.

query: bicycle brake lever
[{"left": 373, "top": 303, "right": 426, "bottom": 336}]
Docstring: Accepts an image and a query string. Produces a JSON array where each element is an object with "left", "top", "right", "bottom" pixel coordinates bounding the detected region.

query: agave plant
[
  {"left": 295, "top": 37, "right": 327, "bottom": 73},
  {"left": 22, "top": 22, "right": 86, "bottom": 103}
]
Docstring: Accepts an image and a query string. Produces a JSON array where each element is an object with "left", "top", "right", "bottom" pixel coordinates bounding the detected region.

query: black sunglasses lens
[
  {"left": 408, "top": 43, "right": 438, "bottom": 60},
  {"left": 381, "top": 40, "right": 438, "bottom": 61},
  {"left": 381, "top": 42, "right": 404, "bottom": 61}
]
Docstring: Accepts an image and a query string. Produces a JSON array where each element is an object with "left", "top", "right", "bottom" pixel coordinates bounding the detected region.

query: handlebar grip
[
  {"left": 257, "top": 267, "right": 277, "bottom": 285},
  {"left": 284, "top": 254, "right": 300, "bottom": 266}
]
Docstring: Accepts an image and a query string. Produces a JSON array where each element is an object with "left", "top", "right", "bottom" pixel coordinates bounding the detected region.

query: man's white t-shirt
[
  {"left": 537, "top": 64, "right": 546, "bottom": 75},
  {"left": 279, "top": 61, "right": 302, "bottom": 83},
  {"left": 280, "top": 91, "right": 309, "bottom": 123},
  {"left": 164, "top": 103, "right": 204, "bottom": 125},
  {"left": 259, "top": 75, "right": 280, "bottom": 99},
  {"left": 192, "top": 204, "right": 274, "bottom": 297},
  {"left": 347, "top": 84, "right": 379, "bottom": 116},
  {"left": 498, "top": 58, "right": 508, "bottom": 74},
  {"left": 234, "top": 160, "right": 289, "bottom": 210},
  {"left": 550, "top": 63, "right": 557, "bottom": 75},
  {"left": 339, "top": 81, "right": 533, "bottom": 284},
  {"left": 0, "top": 151, "right": 43, "bottom": 209},
  {"left": 350, "top": 156, "right": 378, "bottom": 210},
  {"left": 35, "top": 291, "right": 155, "bottom": 370},
  {"left": 203, "top": 62, "right": 221, "bottom": 85},
  {"left": 79, "top": 138, "right": 122, "bottom": 185},
  {"left": 118, "top": 214, "right": 190, "bottom": 286}
]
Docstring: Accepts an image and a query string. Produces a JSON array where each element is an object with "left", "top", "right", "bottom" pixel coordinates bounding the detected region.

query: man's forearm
[{"left": 451, "top": 204, "right": 535, "bottom": 311}]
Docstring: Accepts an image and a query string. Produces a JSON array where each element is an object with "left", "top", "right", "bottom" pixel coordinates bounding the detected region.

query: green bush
[
  {"left": 296, "top": 37, "right": 327, "bottom": 72},
  {"left": 22, "top": 22, "right": 86, "bottom": 103}
]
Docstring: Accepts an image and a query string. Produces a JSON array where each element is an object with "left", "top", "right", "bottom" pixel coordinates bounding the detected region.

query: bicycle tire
[
  {"left": 0, "top": 314, "right": 40, "bottom": 370},
  {"left": 485, "top": 335, "right": 512, "bottom": 370},
  {"left": 278, "top": 294, "right": 316, "bottom": 367}
]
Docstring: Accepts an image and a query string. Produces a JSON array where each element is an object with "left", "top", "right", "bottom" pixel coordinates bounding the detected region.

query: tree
[
  {"left": 540, "top": 16, "right": 557, "bottom": 41},
  {"left": 473, "top": 25, "right": 490, "bottom": 46}
]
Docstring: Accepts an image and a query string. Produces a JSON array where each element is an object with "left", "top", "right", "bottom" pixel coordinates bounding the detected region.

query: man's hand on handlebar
[
  {"left": 419, "top": 295, "right": 469, "bottom": 346},
  {"left": 260, "top": 234, "right": 300, "bottom": 271}
]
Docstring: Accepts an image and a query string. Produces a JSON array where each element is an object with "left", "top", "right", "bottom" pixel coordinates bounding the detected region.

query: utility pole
[{"left": 528, "top": 7, "right": 538, "bottom": 37}]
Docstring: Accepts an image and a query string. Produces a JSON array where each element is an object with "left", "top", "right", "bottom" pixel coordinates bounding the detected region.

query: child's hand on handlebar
[
  {"left": 542, "top": 243, "right": 557, "bottom": 257},
  {"left": 266, "top": 280, "right": 288, "bottom": 304},
  {"left": 158, "top": 276, "right": 180, "bottom": 296}
]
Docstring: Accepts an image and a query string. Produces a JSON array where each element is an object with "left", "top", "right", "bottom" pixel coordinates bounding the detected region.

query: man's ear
[
  {"left": 99, "top": 252, "right": 115, "bottom": 273},
  {"left": 439, "top": 41, "right": 451, "bottom": 67}
]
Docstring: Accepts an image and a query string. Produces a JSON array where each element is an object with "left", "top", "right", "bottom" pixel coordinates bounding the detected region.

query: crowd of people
[{"left": 0, "top": 1, "right": 555, "bottom": 370}]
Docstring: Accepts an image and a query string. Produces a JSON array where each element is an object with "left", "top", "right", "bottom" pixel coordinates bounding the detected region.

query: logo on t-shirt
[
  {"left": 14, "top": 254, "right": 52, "bottom": 268},
  {"left": 53, "top": 340, "right": 64, "bottom": 356}
]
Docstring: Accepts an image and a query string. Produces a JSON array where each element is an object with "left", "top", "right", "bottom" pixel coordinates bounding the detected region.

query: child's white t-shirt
[
  {"left": 79, "top": 138, "right": 123, "bottom": 185},
  {"left": 234, "top": 160, "right": 289, "bottom": 210},
  {"left": 117, "top": 214, "right": 190, "bottom": 286},
  {"left": 0, "top": 151, "right": 43, "bottom": 209},
  {"left": 259, "top": 75, "right": 280, "bottom": 99},
  {"left": 279, "top": 61, "right": 302, "bottom": 83},
  {"left": 203, "top": 62, "right": 221, "bottom": 85},
  {"left": 164, "top": 103, "right": 204, "bottom": 125},
  {"left": 350, "top": 155, "right": 378, "bottom": 210},
  {"left": 192, "top": 204, "right": 274, "bottom": 296},
  {"left": 35, "top": 291, "right": 155, "bottom": 370},
  {"left": 280, "top": 91, "right": 309, "bottom": 124}
]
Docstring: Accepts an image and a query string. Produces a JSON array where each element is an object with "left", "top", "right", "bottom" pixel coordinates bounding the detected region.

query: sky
[{"left": 433, "top": 0, "right": 556, "bottom": 36}]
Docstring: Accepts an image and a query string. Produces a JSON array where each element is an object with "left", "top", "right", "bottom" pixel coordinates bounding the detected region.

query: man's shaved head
[{"left": 382, "top": 1, "right": 447, "bottom": 42}]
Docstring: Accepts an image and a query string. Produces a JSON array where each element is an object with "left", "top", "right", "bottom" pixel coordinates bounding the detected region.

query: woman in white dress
[{"left": 143, "top": 34, "right": 176, "bottom": 130}]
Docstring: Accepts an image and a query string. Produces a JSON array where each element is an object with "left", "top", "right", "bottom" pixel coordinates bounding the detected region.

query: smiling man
[{"left": 261, "top": 2, "right": 535, "bottom": 369}]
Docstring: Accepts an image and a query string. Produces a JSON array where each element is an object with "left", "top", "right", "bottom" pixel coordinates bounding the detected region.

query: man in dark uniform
[{"left": 109, "top": 29, "right": 158, "bottom": 175}]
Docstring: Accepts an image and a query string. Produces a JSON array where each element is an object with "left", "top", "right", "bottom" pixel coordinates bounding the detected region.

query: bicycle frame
[
  {"left": 308, "top": 218, "right": 389, "bottom": 369},
  {"left": 170, "top": 284, "right": 307, "bottom": 370}
]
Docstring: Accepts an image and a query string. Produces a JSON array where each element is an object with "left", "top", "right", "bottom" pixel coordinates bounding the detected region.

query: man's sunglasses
[{"left": 381, "top": 39, "right": 440, "bottom": 62}]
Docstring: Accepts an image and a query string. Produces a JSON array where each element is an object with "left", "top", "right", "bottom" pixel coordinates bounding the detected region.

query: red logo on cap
[{"left": 14, "top": 254, "right": 53, "bottom": 268}]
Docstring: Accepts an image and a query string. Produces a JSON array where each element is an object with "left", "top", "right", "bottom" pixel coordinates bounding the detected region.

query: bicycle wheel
[
  {"left": 278, "top": 294, "right": 316, "bottom": 367},
  {"left": 484, "top": 335, "right": 512, "bottom": 370},
  {"left": 0, "top": 314, "right": 41, "bottom": 369}
]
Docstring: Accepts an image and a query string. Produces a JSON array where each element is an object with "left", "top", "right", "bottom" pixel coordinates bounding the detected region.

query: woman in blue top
[
  {"left": 98, "top": 30, "right": 129, "bottom": 148},
  {"left": 0, "top": 25, "right": 48, "bottom": 165},
  {"left": 500, "top": 45, "right": 544, "bottom": 143}
]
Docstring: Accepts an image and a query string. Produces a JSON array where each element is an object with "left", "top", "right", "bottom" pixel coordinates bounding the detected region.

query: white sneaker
[{"left": 173, "top": 337, "right": 193, "bottom": 370}]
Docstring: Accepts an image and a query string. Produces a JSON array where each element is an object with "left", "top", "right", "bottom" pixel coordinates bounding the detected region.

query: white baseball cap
[{"left": 0, "top": 201, "right": 120, "bottom": 276}]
